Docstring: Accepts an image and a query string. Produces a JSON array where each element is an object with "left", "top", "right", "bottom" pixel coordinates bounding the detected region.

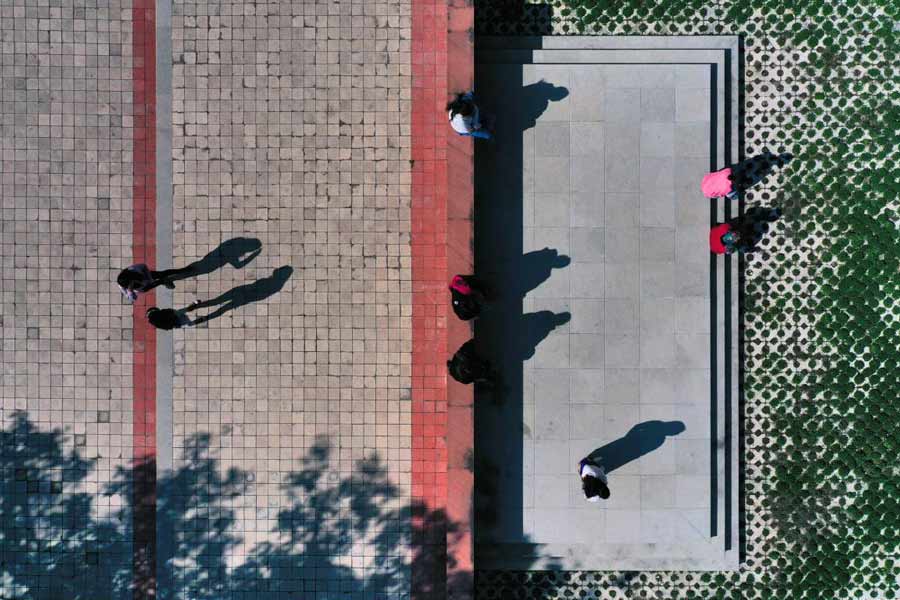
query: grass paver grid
[{"left": 475, "top": 1, "right": 900, "bottom": 599}]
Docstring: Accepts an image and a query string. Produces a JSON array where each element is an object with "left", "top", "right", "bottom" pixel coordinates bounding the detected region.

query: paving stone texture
[
  {"left": 0, "top": 2, "right": 135, "bottom": 598},
  {"left": 169, "top": 0, "right": 414, "bottom": 595},
  {"left": 474, "top": 41, "right": 738, "bottom": 571}
]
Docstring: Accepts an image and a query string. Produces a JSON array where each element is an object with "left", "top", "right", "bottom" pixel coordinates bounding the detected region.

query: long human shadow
[
  {"left": 0, "top": 414, "right": 559, "bottom": 598},
  {"left": 587, "top": 420, "right": 686, "bottom": 474},
  {"left": 189, "top": 265, "right": 293, "bottom": 324},
  {"left": 730, "top": 206, "right": 782, "bottom": 252},
  {"left": 730, "top": 150, "right": 793, "bottom": 193},
  {"left": 473, "top": 70, "right": 570, "bottom": 548},
  {"left": 165, "top": 236, "right": 263, "bottom": 283}
]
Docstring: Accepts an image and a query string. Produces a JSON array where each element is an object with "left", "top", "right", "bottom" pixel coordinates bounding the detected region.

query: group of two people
[
  {"left": 704, "top": 166, "right": 781, "bottom": 254},
  {"left": 117, "top": 264, "right": 204, "bottom": 328}
]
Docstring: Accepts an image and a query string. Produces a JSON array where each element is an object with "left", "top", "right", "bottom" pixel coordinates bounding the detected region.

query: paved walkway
[
  {"left": 473, "top": 37, "right": 740, "bottom": 571},
  {"left": 0, "top": 1, "right": 474, "bottom": 599}
]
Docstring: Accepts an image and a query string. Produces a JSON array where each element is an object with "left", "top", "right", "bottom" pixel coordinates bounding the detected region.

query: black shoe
[{"left": 163, "top": 280, "right": 175, "bottom": 289}]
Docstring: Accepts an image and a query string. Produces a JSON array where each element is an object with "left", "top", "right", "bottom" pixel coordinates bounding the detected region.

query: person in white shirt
[
  {"left": 578, "top": 457, "right": 610, "bottom": 502},
  {"left": 447, "top": 91, "right": 492, "bottom": 139}
]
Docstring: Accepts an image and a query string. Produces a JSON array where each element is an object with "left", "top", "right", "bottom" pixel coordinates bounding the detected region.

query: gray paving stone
[
  {"left": 675, "top": 87, "right": 711, "bottom": 122},
  {"left": 604, "top": 334, "right": 640, "bottom": 368},
  {"left": 534, "top": 193, "right": 571, "bottom": 227},
  {"left": 640, "top": 333, "right": 677, "bottom": 368},
  {"left": 605, "top": 299, "right": 638, "bottom": 334},
  {"left": 639, "top": 157, "right": 675, "bottom": 193},
  {"left": 604, "top": 369, "right": 641, "bottom": 404},
  {"left": 571, "top": 404, "right": 606, "bottom": 440},
  {"left": 535, "top": 441, "right": 574, "bottom": 474},
  {"left": 571, "top": 333, "right": 606, "bottom": 369},
  {"left": 641, "top": 475, "right": 676, "bottom": 508},
  {"left": 605, "top": 510, "right": 642, "bottom": 543},
  {"left": 641, "top": 88, "right": 676, "bottom": 122},
  {"left": 639, "top": 297, "right": 676, "bottom": 333},
  {"left": 640, "top": 261, "right": 676, "bottom": 297},
  {"left": 531, "top": 333, "right": 571, "bottom": 368},
  {"left": 570, "top": 122, "right": 605, "bottom": 156},
  {"left": 571, "top": 227, "right": 606, "bottom": 262},
  {"left": 606, "top": 192, "right": 639, "bottom": 227},
  {"left": 640, "top": 227, "right": 676, "bottom": 262},
  {"left": 535, "top": 401, "right": 570, "bottom": 441},
  {"left": 570, "top": 369, "right": 606, "bottom": 404},
  {"left": 605, "top": 227, "right": 639, "bottom": 263},
  {"left": 571, "top": 154, "right": 604, "bottom": 192},
  {"left": 640, "top": 122, "right": 676, "bottom": 157},
  {"left": 675, "top": 334, "right": 711, "bottom": 369},
  {"left": 571, "top": 299, "right": 605, "bottom": 334},
  {"left": 675, "top": 122, "right": 712, "bottom": 157},
  {"left": 640, "top": 190, "right": 677, "bottom": 228},
  {"left": 570, "top": 262, "right": 605, "bottom": 298},
  {"left": 675, "top": 297, "right": 711, "bottom": 333},
  {"left": 604, "top": 262, "right": 640, "bottom": 299},
  {"left": 534, "top": 368, "right": 571, "bottom": 406},
  {"left": 606, "top": 154, "right": 641, "bottom": 193},
  {"left": 604, "top": 88, "right": 641, "bottom": 122},
  {"left": 535, "top": 122, "right": 571, "bottom": 157},
  {"left": 570, "top": 190, "right": 605, "bottom": 228},
  {"left": 535, "top": 157, "right": 571, "bottom": 193}
]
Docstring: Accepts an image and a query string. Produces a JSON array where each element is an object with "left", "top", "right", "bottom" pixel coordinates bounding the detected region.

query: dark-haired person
[
  {"left": 709, "top": 208, "right": 781, "bottom": 255},
  {"left": 447, "top": 340, "right": 495, "bottom": 385},
  {"left": 449, "top": 274, "right": 489, "bottom": 321},
  {"left": 146, "top": 306, "right": 195, "bottom": 330},
  {"left": 578, "top": 456, "right": 610, "bottom": 502},
  {"left": 117, "top": 263, "right": 190, "bottom": 302},
  {"left": 447, "top": 91, "right": 492, "bottom": 140}
]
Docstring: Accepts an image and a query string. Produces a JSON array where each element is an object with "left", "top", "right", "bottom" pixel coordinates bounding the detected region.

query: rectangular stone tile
[
  {"left": 677, "top": 402, "right": 711, "bottom": 439},
  {"left": 639, "top": 190, "right": 676, "bottom": 228},
  {"left": 534, "top": 193, "right": 571, "bottom": 227},
  {"left": 605, "top": 368, "right": 640, "bottom": 404},
  {"left": 524, "top": 192, "right": 536, "bottom": 227},
  {"left": 535, "top": 441, "right": 574, "bottom": 474},
  {"left": 605, "top": 509, "right": 642, "bottom": 543},
  {"left": 606, "top": 154, "right": 640, "bottom": 192},
  {"left": 570, "top": 121, "right": 605, "bottom": 157},
  {"left": 535, "top": 475, "right": 573, "bottom": 508},
  {"left": 604, "top": 334, "right": 639, "bottom": 368},
  {"left": 605, "top": 227, "right": 639, "bottom": 263},
  {"left": 674, "top": 261, "right": 708, "bottom": 297},
  {"left": 640, "top": 88, "right": 675, "bottom": 122},
  {"left": 605, "top": 298, "right": 638, "bottom": 334},
  {"left": 640, "top": 332, "right": 676, "bottom": 368},
  {"left": 676, "top": 226, "right": 710, "bottom": 264},
  {"left": 572, "top": 154, "right": 604, "bottom": 192},
  {"left": 675, "top": 64, "right": 713, "bottom": 88},
  {"left": 675, "top": 475, "right": 711, "bottom": 508},
  {"left": 675, "top": 438, "right": 710, "bottom": 476},
  {"left": 571, "top": 404, "right": 605, "bottom": 440},
  {"left": 640, "top": 227, "right": 676, "bottom": 262},
  {"left": 675, "top": 122, "right": 711, "bottom": 157},
  {"left": 640, "top": 369, "right": 681, "bottom": 404},
  {"left": 640, "top": 122, "right": 675, "bottom": 157},
  {"left": 535, "top": 122, "right": 571, "bottom": 157},
  {"left": 534, "top": 368, "right": 571, "bottom": 406},
  {"left": 571, "top": 190, "right": 605, "bottom": 228},
  {"left": 604, "top": 88, "right": 641, "bottom": 122},
  {"left": 535, "top": 157, "right": 571, "bottom": 193},
  {"left": 570, "top": 262, "right": 605, "bottom": 297},
  {"left": 674, "top": 368, "right": 710, "bottom": 403},
  {"left": 639, "top": 297, "right": 675, "bottom": 332},
  {"left": 606, "top": 192, "right": 639, "bottom": 228},
  {"left": 641, "top": 475, "right": 676, "bottom": 508},
  {"left": 675, "top": 88, "right": 711, "bottom": 122},
  {"left": 640, "top": 261, "right": 676, "bottom": 297},
  {"left": 572, "top": 333, "right": 606, "bottom": 369},
  {"left": 604, "top": 403, "right": 641, "bottom": 441},
  {"left": 535, "top": 394, "right": 571, "bottom": 441},
  {"left": 638, "top": 442, "right": 677, "bottom": 475},
  {"left": 570, "top": 369, "right": 606, "bottom": 404},
  {"left": 570, "top": 67, "right": 605, "bottom": 121},
  {"left": 676, "top": 192, "right": 709, "bottom": 226},
  {"left": 534, "top": 226, "right": 571, "bottom": 256},
  {"left": 675, "top": 297, "right": 710, "bottom": 333},
  {"left": 571, "top": 227, "right": 605, "bottom": 262},
  {"left": 639, "top": 157, "right": 675, "bottom": 193},
  {"left": 530, "top": 333, "right": 571, "bottom": 368},
  {"left": 675, "top": 333, "right": 710, "bottom": 369},
  {"left": 605, "top": 474, "right": 641, "bottom": 510},
  {"left": 571, "top": 299, "right": 605, "bottom": 333},
  {"left": 604, "top": 262, "right": 640, "bottom": 298}
]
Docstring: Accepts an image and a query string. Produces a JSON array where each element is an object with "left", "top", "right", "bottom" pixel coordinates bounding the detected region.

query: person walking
[
  {"left": 447, "top": 92, "right": 492, "bottom": 140},
  {"left": 117, "top": 263, "right": 190, "bottom": 302},
  {"left": 578, "top": 456, "right": 610, "bottom": 502},
  {"left": 709, "top": 208, "right": 781, "bottom": 254},
  {"left": 701, "top": 167, "right": 739, "bottom": 199},
  {"left": 447, "top": 340, "right": 495, "bottom": 385},
  {"left": 449, "top": 274, "right": 489, "bottom": 320}
]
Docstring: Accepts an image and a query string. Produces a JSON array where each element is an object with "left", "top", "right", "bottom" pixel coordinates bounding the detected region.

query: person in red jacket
[{"left": 709, "top": 208, "right": 781, "bottom": 254}]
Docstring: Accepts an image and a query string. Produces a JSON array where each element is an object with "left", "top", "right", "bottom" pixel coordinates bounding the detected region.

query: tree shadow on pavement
[
  {"left": 0, "top": 413, "right": 555, "bottom": 599},
  {"left": 189, "top": 265, "right": 293, "bottom": 324}
]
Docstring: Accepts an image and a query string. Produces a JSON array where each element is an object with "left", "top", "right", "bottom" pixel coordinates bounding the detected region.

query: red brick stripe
[
  {"left": 132, "top": 0, "right": 157, "bottom": 597},
  {"left": 411, "top": 1, "right": 475, "bottom": 598}
]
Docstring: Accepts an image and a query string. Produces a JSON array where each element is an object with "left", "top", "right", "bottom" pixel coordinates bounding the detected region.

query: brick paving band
[
  {"left": 132, "top": 0, "right": 158, "bottom": 597},
  {"left": 411, "top": 0, "right": 475, "bottom": 598}
]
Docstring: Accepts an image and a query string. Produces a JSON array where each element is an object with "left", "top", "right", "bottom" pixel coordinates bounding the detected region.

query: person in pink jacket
[{"left": 701, "top": 167, "right": 739, "bottom": 199}]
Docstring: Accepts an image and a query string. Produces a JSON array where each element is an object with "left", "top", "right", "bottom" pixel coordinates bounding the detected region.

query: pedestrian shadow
[
  {"left": 516, "top": 310, "right": 570, "bottom": 360},
  {"left": 731, "top": 150, "right": 793, "bottom": 193},
  {"left": 587, "top": 420, "right": 686, "bottom": 474},
  {"left": 730, "top": 206, "right": 782, "bottom": 252},
  {"left": 189, "top": 265, "right": 293, "bottom": 324},
  {"left": 168, "top": 236, "right": 263, "bottom": 282}
]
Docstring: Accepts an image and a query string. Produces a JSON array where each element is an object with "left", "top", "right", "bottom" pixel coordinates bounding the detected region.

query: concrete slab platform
[{"left": 473, "top": 37, "right": 740, "bottom": 571}]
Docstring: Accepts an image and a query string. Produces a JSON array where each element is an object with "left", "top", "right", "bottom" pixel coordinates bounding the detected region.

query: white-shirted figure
[
  {"left": 447, "top": 91, "right": 492, "bottom": 139},
  {"left": 578, "top": 457, "right": 610, "bottom": 502}
]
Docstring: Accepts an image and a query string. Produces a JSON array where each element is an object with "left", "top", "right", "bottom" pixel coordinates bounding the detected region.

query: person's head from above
[
  {"left": 721, "top": 231, "right": 737, "bottom": 246},
  {"left": 582, "top": 475, "right": 610, "bottom": 500},
  {"left": 117, "top": 268, "right": 143, "bottom": 290},
  {"left": 447, "top": 93, "right": 474, "bottom": 117}
]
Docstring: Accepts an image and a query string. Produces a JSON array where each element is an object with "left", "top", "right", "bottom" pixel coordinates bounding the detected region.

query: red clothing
[
  {"left": 709, "top": 223, "right": 731, "bottom": 254},
  {"left": 701, "top": 167, "right": 734, "bottom": 198},
  {"left": 449, "top": 275, "right": 472, "bottom": 295}
]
